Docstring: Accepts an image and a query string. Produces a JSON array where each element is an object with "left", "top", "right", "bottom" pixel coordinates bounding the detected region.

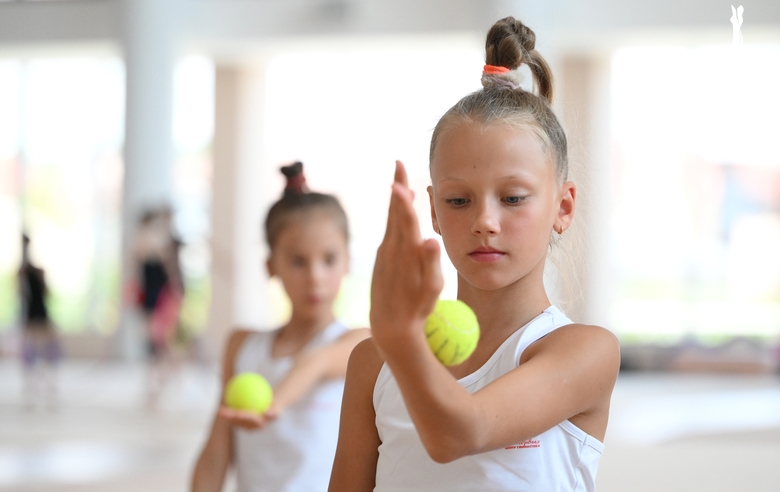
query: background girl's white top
[
  {"left": 373, "top": 306, "right": 604, "bottom": 492},
  {"left": 233, "top": 321, "right": 348, "bottom": 492}
]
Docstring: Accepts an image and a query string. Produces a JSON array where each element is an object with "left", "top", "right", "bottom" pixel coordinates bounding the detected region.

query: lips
[{"left": 468, "top": 246, "right": 506, "bottom": 263}]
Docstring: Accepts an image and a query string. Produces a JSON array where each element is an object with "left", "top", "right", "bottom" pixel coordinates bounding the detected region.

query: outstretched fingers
[
  {"left": 387, "top": 161, "right": 422, "bottom": 245},
  {"left": 394, "top": 159, "right": 409, "bottom": 188}
]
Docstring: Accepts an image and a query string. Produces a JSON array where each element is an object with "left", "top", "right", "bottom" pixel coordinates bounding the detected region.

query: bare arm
[
  {"left": 328, "top": 339, "right": 383, "bottom": 492},
  {"left": 191, "top": 330, "right": 251, "bottom": 492},
  {"left": 369, "top": 161, "right": 620, "bottom": 463},
  {"left": 382, "top": 321, "right": 618, "bottom": 462},
  {"left": 217, "top": 327, "right": 371, "bottom": 430},
  {"left": 272, "top": 328, "right": 371, "bottom": 413},
  {"left": 191, "top": 412, "right": 233, "bottom": 492}
]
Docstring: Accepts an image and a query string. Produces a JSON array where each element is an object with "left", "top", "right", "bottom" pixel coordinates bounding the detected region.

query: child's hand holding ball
[{"left": 219, "top": 372, "right": 276, "bottom": 430}]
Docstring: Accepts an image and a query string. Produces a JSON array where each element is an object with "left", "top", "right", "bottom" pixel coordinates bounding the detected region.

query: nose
[
  {"left": 470, "top": 200, "right": 500, "bottom": 236},
  {"left": 307, "top": 261, "right": 328, "bottom": 285}
]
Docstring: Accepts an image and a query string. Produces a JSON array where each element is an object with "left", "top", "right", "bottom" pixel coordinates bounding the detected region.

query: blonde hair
[
  {"left": 430, "top": 17, "right": 585, "bottom": 314},
  {"left": 430, "top": 16, "right": 567, "bottom": 184}
]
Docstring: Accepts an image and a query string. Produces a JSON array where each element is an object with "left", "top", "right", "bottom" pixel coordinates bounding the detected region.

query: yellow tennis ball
[
  {"left": 224, "top": 372, "right": 273, "bottom": 414},
  {"left": 425, "top": 300, "right": 480, "bottom": 366}
]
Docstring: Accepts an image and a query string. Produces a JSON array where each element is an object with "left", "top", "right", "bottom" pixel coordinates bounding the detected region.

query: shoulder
[
  {"left": 334, "top": 327, "right": 371, "bottom": 344},
  {"left": 225, "top": 327, "right": 257, "bottom": 353},
  {"left": 349, "top": 338, "right": 383, "bottom": 369},
  {"left": 346, "top": 338, "right": 385, "bottom": 386},
  {"left": 523, "top": 323, "right": 620, "bottom": 377},
  {"left": 221, "top": 328, "right": 262, "bottom": 382},
  {"left": 556, "top": 323, "right": 619, "bottom": 352}
]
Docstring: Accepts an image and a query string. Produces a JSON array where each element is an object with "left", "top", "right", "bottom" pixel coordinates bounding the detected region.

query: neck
[
  {"left": 282, "top": 309, "right": 336, "bottom": 341},
  {"left": 456, "top": 261, "right": 550, "bottom": 342}
]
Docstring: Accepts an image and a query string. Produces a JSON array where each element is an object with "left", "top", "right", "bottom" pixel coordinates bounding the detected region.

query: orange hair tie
[{"left": 483, "top": 64, "right": 510, "bottom": 74}]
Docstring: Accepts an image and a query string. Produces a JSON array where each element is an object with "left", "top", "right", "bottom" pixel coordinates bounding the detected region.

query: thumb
[{"left": 420, "top": 238, "right": 443, "bottom": 314}]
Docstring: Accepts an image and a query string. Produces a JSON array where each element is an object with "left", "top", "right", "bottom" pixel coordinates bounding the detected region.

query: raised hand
[{"left": 369, "top": 161, "right": 443, "bottom": 357}]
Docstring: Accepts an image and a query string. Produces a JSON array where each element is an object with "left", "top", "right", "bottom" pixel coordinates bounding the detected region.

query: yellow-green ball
[
  {"left": 224, "top": 372, "right": 273, "bottom": 414},
  {"left": 425, "top": 300, "right": 480, "bottom": 366}
]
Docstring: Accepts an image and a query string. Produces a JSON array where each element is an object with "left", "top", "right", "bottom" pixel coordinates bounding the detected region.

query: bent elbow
[
  {"left": 425, "top": 445, "right": 459, "bottom": 464},
  {"left": 422, "top": 437, "right": 475, "bottom": 464}
]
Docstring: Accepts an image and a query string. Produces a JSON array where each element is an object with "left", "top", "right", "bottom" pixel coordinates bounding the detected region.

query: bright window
[
  {"left": 609, "top": 44, "right": 780, "bottom": 340},
  {"left": 262, "top": 38, "right": 483, "bottom": 326},
  {"left": 0, "top": 57, "right": 125, "bottom": 334},
  {"left": 0, "top": 54, "right": 214, "bottom": 335}
]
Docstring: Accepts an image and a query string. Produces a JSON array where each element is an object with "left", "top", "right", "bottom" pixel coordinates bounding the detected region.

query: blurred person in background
[
  {"left": 130, "top": 206, "right": 185, "bottom": 409},
  {"left": 18, "top": 233, "right": 61, "bottom": 410}
]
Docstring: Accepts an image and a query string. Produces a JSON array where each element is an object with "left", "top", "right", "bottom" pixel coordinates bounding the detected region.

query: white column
[
  {"left": 205, "top": 65, "right": 241, "bottom": 363},
  {"left": 205, "top": 62, "right": 275, "bottom": 363},
  {"left": 557, "top": 54, "right": 613, "bottom": 326},
  {"left": 118, "top": 0, "right": 180, "bottom": 359}
]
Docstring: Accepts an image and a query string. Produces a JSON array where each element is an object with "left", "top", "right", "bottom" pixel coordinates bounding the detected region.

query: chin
[{"left": 459, "top": 271, "right": 518, "bottom": 292}]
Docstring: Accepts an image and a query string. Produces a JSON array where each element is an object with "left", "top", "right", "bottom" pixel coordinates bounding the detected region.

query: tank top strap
[
  {"left": 234, "top": 330, "right": 275, "bottom": 374},
  {"left": 235, "top": 320, "right": 349, "bottom": 375},
  {"left": 512, "top": 305, "right": 573, "bottom": 365},
  {"left": 455, "top": 306, "right": 572, "bottom": 388},
  {"left": 316, "top": 320, "right": 349, "bottom": 346}
]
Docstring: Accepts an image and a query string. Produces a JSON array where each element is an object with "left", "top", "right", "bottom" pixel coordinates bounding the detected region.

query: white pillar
[
  {"left": 118, "top": 0, "right": 180, "bottom": 359},
  {"left": 205, "top": 65, "right": 241, "bottom": 363},
  {"left": 205, "top": 62, "right": 275, "bottom": 363},
  {"left": 557, "top": 54, "right": 613, "bottom": 326}
]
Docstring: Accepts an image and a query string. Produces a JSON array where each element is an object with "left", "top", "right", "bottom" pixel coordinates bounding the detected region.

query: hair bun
[
  {"left": 514, "top": 21, "right": 536, "bottom": 53},
  {"left": 280, "top": 161, "right": 309, "bottom": 195},
  {"left": 484, "top": 16, "right": 553, "bottom": 103},
  {"left": 485, "top": 16, "right": 536, "bottom": 70}
]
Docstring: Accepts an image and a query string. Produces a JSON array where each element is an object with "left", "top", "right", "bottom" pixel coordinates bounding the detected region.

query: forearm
[
  {"left": 378, "top": 327, "right": 486, "bottom": 463},
  {"left": 191, "top": 418, "right": 232, "bottom": 492},
  {"left": 367, "top": 161, "right": 487, "bottom": 462},
  {"left": 274, "top": 329, "right": 370, "bottom": 413},
  {"left": 272, "top": 350, "right": 329, "bottom": 412},
  {"left": 191, "top": 447, "right": 230, "bottom": 492}
]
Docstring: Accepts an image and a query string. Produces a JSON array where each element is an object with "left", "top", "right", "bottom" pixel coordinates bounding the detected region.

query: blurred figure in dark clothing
[
  {"left": 130, "top": 207, "right": 184, "bottom": 409},
  {"left": 18, "top": 233, "right": 61, "bottom": 410}
]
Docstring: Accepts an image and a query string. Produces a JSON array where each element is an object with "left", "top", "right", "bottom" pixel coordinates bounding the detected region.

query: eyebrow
[{"left": 438, "top": 173, "right": 535, "bottom": 183}]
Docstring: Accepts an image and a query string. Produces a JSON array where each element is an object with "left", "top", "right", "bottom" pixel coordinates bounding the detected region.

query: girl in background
[
  {"left": 130, "top": 206, "right": 183, "bottom": 408},
  {"left": 192, "top": 162, "right": 369, "bottom": 492},
  {"left": 18, "top": 233, "right": 61, "bottom": 409},
  {"left": 329, "top": 17, "right": 620, "bottom": 491}
]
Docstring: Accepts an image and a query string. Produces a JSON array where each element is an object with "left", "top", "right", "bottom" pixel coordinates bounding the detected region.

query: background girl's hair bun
[
  {"left": 265, "top": 161, "right": 349, "bottom": 248},
  {"left": 280, "top": 161, "right": 309, "bottom": 196}
]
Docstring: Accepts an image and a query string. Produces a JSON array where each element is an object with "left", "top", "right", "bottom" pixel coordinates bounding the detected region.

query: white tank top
[
  {"left": 373, "top": 306, "right": 604, "bottom": 492},
  {"left": 233, "top": 321, "right": 348, "bottom": 492}
]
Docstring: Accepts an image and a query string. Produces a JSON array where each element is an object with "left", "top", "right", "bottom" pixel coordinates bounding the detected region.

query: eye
[
  {"left": 324, "top": 253, "right": 337, "bottom": 266},
  {"left": 445, "top": 198, "right": 468, "bottom": 206},
  {"left": 504, "top": 196, "right": 526, "bottom": 205},
  {"left": 292, "top": 256, "right": 306, "bottom": 267}
]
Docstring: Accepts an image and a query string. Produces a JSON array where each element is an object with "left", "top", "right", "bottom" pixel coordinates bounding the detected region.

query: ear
[
  {"left": 265, "top": 256, "right": 275, "bottom": 278},
  {"left": 731, "top": 5, "right": 736, "bottom": 16},
  {"left": 427, "top": 185, "right": 441, "bottom": 235},
  {"left": 555, "top": 181, "right": 576, "bottom": 233}
]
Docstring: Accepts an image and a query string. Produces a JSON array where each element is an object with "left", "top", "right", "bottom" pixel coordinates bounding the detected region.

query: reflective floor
[{"left": 1, "top": 359, "right": 779, "bottom": 491}]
